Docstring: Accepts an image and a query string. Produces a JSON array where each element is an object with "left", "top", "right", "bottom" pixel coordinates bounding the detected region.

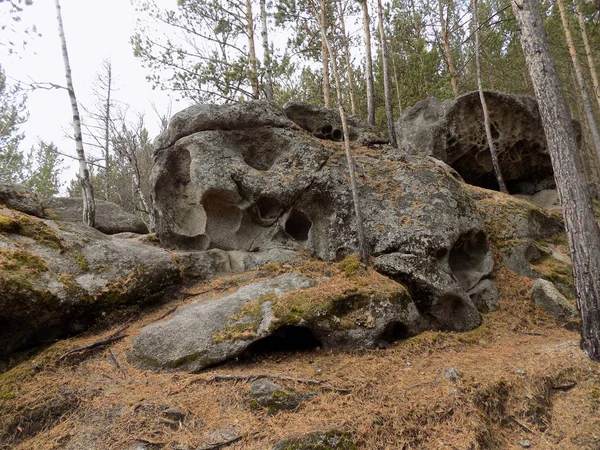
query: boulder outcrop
[
  {"left": 150, "top": 101, "right": 496, "bottom": 340},
  {"left": 283, "top": 101, "right": 388, "bottom": 145},
  {"left": 0, "top": 206, "right": 179, "bottom": 357},
  {"left": 46, "top": 197, "right": 149, "bottom": 235},
  {"left": 396, "top": 91, "right": 560, "bottom": 194}
]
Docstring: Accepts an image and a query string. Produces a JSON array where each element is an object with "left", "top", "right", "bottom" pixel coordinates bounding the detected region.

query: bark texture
[
  {"left": 513, "top": 0, "right": 600, "bottom": 362},
  {"left": 246, "top": 0, "right": 260, "bottom": 99},
  {"left": 556, "top": 0, "right": 600, "bottom": 160},
  {"left": 320, "top": 0, "right": 331, "bottom": 108},
  {"left": 438, "top": 0, "right": 459, "bottom": 97},
  {"left": 473, "top": 0, "right": 507, "bottom": 192},
  {"left": 260, "top": 0, "right": 274, "bottom": 101},
  {"left": 361, "top": 0, "right": 375, "bottom": 125},
  {"left": 55, "top": 0, "right": 95, "bottom": 227},
  {"left": 377, "top": 0, "right": 397, "bottom": 148}
]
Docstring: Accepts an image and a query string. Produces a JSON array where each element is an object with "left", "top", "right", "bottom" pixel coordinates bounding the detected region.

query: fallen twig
[
  {"left": 152, "top": 306, "right": 179, "bottom": 323},
  {"left": 57, "top": 333, "right": 127, "bottom": 362},
  {"left": 402, "top": 380, "right": 440, "bottom": 392},
  {"left": 175, "top": 373, "right": 349, "bottom": 394},
  {"left": 552, "top": 381, "right": 577, "bottom": 391},
  {"left": 517, "top": 331, "right": 547, "bottom": 337},
  {"left": 108, "top": 349, "right": 128, "bottom": 378},
  {"left": 196, "top": 434, "right": 242, "bottom": 450},
  {"left": 511, "top": 416, "right": 534, "bottom": 433}
]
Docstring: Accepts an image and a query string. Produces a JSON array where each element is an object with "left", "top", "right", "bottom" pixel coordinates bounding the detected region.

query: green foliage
[
  {"left": 24, "top": 141, "right": 63, "bottom": 200},
  {"left": 0, "top": 65, "right": 28, "bottom": 183}
]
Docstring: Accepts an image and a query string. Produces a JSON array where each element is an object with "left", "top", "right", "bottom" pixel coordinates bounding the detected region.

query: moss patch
[
  {"left": 73, "top": 253, "right": 89, "bottom": 271},
  {"left": 0, "top": 209, "right": 65, "bottom": 251}
]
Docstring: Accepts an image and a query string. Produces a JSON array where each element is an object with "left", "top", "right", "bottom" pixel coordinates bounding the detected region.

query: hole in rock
[
  {"left": 378, "top": 321, "right": 410, "bottom": 344},
  {"left": 332, "top": 129, "right": 343, "bottom": 141},
  {"left": 433, "top": 293, "right": 473, "bottom": 331},
  {"left": 256, "top": 196, "right": 282, "bottom": 221},
  {"left": 285, "top": 209, "right": 312, "bottom": 241},
  {"left": 321, "top": 125, "right": 333, "bottom": 135},
  {"left": 243, "top": 326, "right": 321, "bottom": 356},
  {"left": 241, "top": 142, "right": 280, "bottom": 171},
  {"left": 449, "top": 230, "right": 490, "bottom": 291}
]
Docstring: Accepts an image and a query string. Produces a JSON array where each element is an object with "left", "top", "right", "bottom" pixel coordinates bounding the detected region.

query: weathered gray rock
[
  {"left": 0, "top": 206, "right": 179, "bottom": 357},
  {"left": 531, "top": 279, "right": 578, "bottom": 325},
  {"left": 129, "top": 269, "right": 422, "bottom": 372},
  {"left": 151, "top": 101, "right": 494, "bottom": 333},
  {"left": 196, "top": 427, "right": 241, "bottom": 450},
  {"left": 46, "top": 197, "right": 149, "bottom": 235},
  {"left": 175, "top": 248, "right": 300, "bottom": 283},
  {"left": 515, "top": 189, "right": 562, "bottom": 211},
  {"left": 272, "top": 430, "right": 356, "bottom": 450},
  {"left": 0, "top": 183, "right": 44, "bottom": 217},
  {"left": 249, "top": 379, "right": 313, "bottom": 413},
  {"left": 396, "top": 91, "right": 558, "bottom": 194},
  {"left": 467, "top": 279, "right": 499, "bottom": 312},
  {"left": 283, "top": 101, "right": 388, "bottom": 145}
]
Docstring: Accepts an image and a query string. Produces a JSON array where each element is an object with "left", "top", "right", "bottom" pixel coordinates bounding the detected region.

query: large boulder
[
  {"left": 151, "top": 101, "right": 494, "bottom": 335},
  {"left": 283, "top": 101, "right": 388, "bottom": 145},
  {"left": 129, "top": 259, "right": 422, "bottom": 372},
  {"left": 0, "top": 206, "right": 180, "bottom": 357},
  {"left": 46, "top": 197, "right": 149, "bottom": 235},
  {"left": 396, "top": 91, "right": 560, "bottom": 194},
  {"left": 0, "top": 183, "right": 44, "bottom": 217}
]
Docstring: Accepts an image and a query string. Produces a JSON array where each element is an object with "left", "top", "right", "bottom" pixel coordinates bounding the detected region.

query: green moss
[
  {"left": 73, "top": 253, "right": 89, "bottom": 271},
  {"left": 336, "top": 254, "right": 362, "bottom": 277},
  {"left": 0, "top": 210, "right": 65, "bottom": 251},
  {"left": 457, "top": 326, "right": 493, "bottom": 344},
  {"left": 529, "top": 245, "right": 575, "bottom": 298}
]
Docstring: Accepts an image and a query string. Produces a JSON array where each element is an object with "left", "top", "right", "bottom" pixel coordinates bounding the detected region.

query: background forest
[{"left": 1, "top": 0, "right": 599, "bottom": 224}]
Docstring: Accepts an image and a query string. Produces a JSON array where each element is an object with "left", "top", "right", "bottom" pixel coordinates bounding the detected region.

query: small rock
[
  {"left": 272, "top": 430, "right": 356, "bottom": 450},
  {"left": 443, "top": 367, "right": 461, "bottom": 382},
  {"left": 518, "top": 440, "right": 531, "bottom": 448},
  {"left": 515, "top": 368, "right": 526, "bottom": 375},
  {"left": 250, "top": 379, "right": 281, "bottom": 397},
  {"left": 196, "top": 427, "right": 240, "bottom": 450},
  {"left": 163, "top": 406, "right": 186, "bottom": 423},
  {"left": 531, "top": 279, "right": 578, "bottom": 325}
]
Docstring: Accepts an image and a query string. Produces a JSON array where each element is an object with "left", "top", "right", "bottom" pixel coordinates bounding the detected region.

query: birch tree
[
  {"left": 359, "top": 0, "right": 376, "bottom": 125},
  {"left": 260, "top": 0, "right": 274, "bottom": 100},
  {"left": 55, "top": 0, "right": 95, "bottom": 226},
  {"left": 573, "top": 0, "right": 600, "bottom": 112},
  {"left": 512, "top": 0, "right": 600, "bottom": 362},
  {"left": 473, "top": 0, "right": 507, "bottom": 192},
  {"left": 336, "top": 0, "right": 357, "bottom": 115},
  {"left": 438, "top": 0, "right": 459, "bottom": 97}
]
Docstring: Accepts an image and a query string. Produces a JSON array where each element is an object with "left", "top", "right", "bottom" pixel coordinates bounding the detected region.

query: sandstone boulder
[
  {"left": 283, "top": 101, "right": 388, "bottom": 145},
  {"left": 0, "top": 206, "right": 179, "bottom": 357},
  {"left": 0, "top": 183, "right": 44, "bottom": 217},
  {"left": 129, "top": 261, "right": 422, "bottom": 372},
  {"left": 531, "top": 278, "right": 578, "bottom": 326},
  {"left": 151, "top": 101, "right": 495, "bottom": 334},
  {"left": 46, "top": 197, "right": 149, "bottom": 235},
  {"left": 396, "top": 91, "right": 558, "bottom": 194}
]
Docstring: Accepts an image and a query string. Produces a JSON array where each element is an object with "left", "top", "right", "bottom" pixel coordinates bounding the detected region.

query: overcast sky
[{"left": 3, "top": 0, "right": 179, "bottom": 187}]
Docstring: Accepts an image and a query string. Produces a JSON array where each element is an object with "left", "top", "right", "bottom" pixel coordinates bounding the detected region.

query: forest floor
[{"left": 1, "top": 256, "right": 599, "bottom": 450}]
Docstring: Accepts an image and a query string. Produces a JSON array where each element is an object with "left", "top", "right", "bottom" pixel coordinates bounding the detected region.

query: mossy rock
[{"left": 272, "top": 430, "right": 358, "bottom": 450}]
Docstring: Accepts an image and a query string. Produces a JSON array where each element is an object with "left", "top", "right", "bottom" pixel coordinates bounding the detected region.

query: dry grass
[{"left": 1, "top": 256, "right": 599, "bottom": 450}]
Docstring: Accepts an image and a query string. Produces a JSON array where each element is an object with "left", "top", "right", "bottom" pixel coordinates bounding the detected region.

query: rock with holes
[
  {"left": 283, "top": 101, "right": 388, "bottom": 145},
  {"left": 0, "top": 206, "right": 179, "bottom": 358},
  {"left": 128, "top": 261, "right": 423, "bottom": 372},
  {"left": 151, "top": 100, "right": 496, "bottom": 334},
  {"left": 396, "top": 91, "right": 580, "bottom": 195}
]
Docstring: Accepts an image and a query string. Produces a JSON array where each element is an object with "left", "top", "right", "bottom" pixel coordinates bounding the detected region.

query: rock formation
[{"left": 396, "top": 91, "right": 570, "bottom": 194}]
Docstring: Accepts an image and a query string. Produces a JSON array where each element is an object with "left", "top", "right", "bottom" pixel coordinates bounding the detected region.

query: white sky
[{"left": 2, "top": 0, "right": 180, "bottom": 188}]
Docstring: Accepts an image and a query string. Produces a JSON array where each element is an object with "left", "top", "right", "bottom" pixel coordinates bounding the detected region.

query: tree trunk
[
  {"left": 311, "top": 0, "right": 369, "bottom": 265},
  {"left": 377, "top": 0, "right": 397, "bottom": 148},
  {"left": 438, "top": 0, "right": 459, "bottom": 97},
  {"left": 103, "top": 60, "right": 112, "bottom": 201},
  {"left": 320, "top": 0, "right": 331, "bottom": 107},
  {"left": 574, "top": 0, "right": 600, "bottom": 113},
  {"left": 336, "top": 0, "right": 357, "bottom": 115},
  {"left": 473, "top": 0, "right": 507, "bottom": 193},
  {"left": 392, "top": 59, "right": 402, "bottom": 114},
  {"left": 259, "top": 0, "right": 273, "bottom": 101},
  {"left": 512, "top": 0, "right": 600, "bottom": 362},
  {"left": 55, "top": 0, "right": 95, "bottom": 227},
  {"left": 246, "top": 0, "right": 260, "bottom": 99},
  {"left": 361, "top": 0, "right": 375, "bottom": 125},
  {"left": 557, "top": 0, "right": 600, "bottom": 161}
]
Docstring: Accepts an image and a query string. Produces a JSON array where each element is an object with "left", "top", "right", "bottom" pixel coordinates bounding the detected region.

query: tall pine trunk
[
  {"left": 260, "top": 0, "right": 274, "bottom": 101},
  {"left": 245, "top": 0, "right": 260, "bottom": 99},
  {"left": 473, "top": 0, "right": 507, "bottom": 193},
  {"left": 438, "top": 0, "right": 459, "bottom": 97},
  {"left": 320, "top": 0, "right": 331, "bottom": 107},
  {"left": 512, "top": 0, "right": 600, "bottom": 362},
  {"left": 361, "top": 0, "right": 375, "bottom": 125},
  {"left": 556, "top": 0, "right": 600, "bottom": 160},
  {"left": 574, "top": 0, "right": 600, "bottom": 113},
  {"left": 336, "top": 0, "right": 357, "bottom": 115},
  {"left": 377, "top": 0, "right": 397, "bottom": 147},
  {"left": 55, "top": 0, "right": 95, "bottom": 227}
]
